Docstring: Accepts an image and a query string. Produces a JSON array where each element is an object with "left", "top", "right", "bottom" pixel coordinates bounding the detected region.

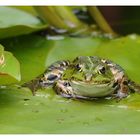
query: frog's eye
[
  {"left": 98, "top": 66, "right": 106, "bottom": 74},
  {"left": 47, "top": 74, "right": 58, "bottom": 81},
  {"left": 75, "top": 64, "right": 81, "bottom": 71}
]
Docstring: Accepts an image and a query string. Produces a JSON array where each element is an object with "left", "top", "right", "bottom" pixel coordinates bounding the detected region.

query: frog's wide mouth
[
  {"left": 70, "top": 80, "right": 117, "bottom": 97},
  {"left": 71, "top": 80, "right": 114, "bottom": 87}
]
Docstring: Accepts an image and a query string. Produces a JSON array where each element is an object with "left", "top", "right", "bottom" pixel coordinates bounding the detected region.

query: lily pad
[
  {"left": 0, "top": 86, "right": 140, "bottom": 134},
  {"left": 46, "top": 36, "right": 106, "bottom": 66},
  {"left": 0, "top": 7, "right": 47, "bottom": 39},
  {"left": 0, "top": 44, "right": 20, "bottom": 85},
  {"left": 1, "top": 35, "right": 54, "bottom": 84},
  {"left": 1, "top": 34, "right": 140, "bottom": 133},
  {"left": 1, "top": 35, "right": 104, "bottom": 84},
  {"left": 94, "top": 34, "right": 140, "bottom": 83}
]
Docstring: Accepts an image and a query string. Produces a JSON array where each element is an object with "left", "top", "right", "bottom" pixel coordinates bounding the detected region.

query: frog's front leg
[
  {"left": 23, "top": 60, "right": 70, "bottom": 94},
  {"left": 54, "top": 80, "right": 74, "bottom": 98},
  {"left": 39, "top": 60, "right": 70, "bottom": 87},
  {"left": 54, "top": 80, "right": 93, "bottom": 100},
  {"left": 115, "top": 76, "right": 129, "bottom": 99}
]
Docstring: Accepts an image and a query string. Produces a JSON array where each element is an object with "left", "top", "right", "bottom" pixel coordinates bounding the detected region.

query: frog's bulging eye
[
  {"left": 47, "top": 74, "right": 58, "bottom": 81},
  {"left": 98, "top": 66, "right": 106, "bottom": 74},
  {"left": 75, "top": 64, "right": 81, "bottom": 71}
]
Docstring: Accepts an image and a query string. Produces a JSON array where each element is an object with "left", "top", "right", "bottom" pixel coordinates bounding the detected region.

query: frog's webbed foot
[
  {"left": 54, "top": 80, "right": 75, "bottom": 98},
  {"left": 113, "top": 91, "right": 128, "bottom": 100},
  {"left": 110, "top": 91, "right": 128, "bottom": 102},
  {"left": 22, "top": 78, "right": 42, "bottom": 95},
  {"left": 54, "top": 80, "right": 96, "bottom": 100},
  {"left": 112, "top": 76, "right": 130, "bottom": 101}
]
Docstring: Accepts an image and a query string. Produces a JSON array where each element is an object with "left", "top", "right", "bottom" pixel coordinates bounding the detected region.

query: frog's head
[
  {"left": 61, "top": 56, "right": 117, "bottom": 98},
  {"left": 71, "top": 56, "right": 114, "bottom": 84}
]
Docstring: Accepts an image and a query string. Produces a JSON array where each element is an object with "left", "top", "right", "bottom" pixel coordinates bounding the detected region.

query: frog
[{"left": 25, "top": 56, "right": 140, "bottom": 100}]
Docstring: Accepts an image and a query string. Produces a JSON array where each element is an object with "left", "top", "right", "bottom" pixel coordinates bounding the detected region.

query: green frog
[{"left": 25, "top": 56, "right": 140, "bottom": 100}]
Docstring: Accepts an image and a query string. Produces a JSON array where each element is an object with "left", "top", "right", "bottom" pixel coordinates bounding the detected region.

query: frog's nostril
[{"left": 85, "top": 73, "right": 92, "bottom": 82}]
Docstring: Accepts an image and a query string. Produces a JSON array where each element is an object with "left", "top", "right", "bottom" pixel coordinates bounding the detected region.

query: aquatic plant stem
[
  {"left": 87, "top": 6, "right": 117, "bottom": 36},
  {"left": 34, "top": 6, "right": 90, "bottom": 34}
]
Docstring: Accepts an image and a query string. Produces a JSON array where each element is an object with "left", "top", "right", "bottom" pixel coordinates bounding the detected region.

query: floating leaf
[
  {"left": 0, "top": 86, "right": 140, "bottom": 134},
  {"left": 1, "top": 35, "right": 104, "bottom": 84},
  {"left": 1, "top": 34, "right": 140, "bottom": 133},
  {"left": 94, "top": 34, "right": 140, "bottom": 83},
  {"left": 1, "top": 35, "right": 54, "bottom": 84},
  {"left": 0, "top": 7, "right": 47, "bottom": 39},
  {"left": 0, "top": 44, "right": 20, "bottom": 85},
  {"left": 46, "top": 36, "right": 105, "bottom": 66}
]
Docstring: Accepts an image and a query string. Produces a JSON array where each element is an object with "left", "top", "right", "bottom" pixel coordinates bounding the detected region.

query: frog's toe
[
  {"left": 54, "top": 80, "right": 75, "bottom": 98},
  {"left": 58, "top": 92, "right": 73, "bottom": 98},
  {"left": 113, "top": 91, "right": 128, "bottom": 100}
]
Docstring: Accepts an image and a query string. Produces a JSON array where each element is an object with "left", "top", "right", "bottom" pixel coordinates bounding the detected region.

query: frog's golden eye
[{"left": 98, "top": 66, "right": 106, "bottom": 74}]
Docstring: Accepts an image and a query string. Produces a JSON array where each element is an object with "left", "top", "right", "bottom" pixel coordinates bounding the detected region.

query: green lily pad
[
  {"left": 0, "top": 44, "right": 20, "bottom": 85},
  {"left": 1, "top": 34, "right": 140, "bottom": 133},
  {"left": 0, "top": 7, "right": 47, "bottom": 39},
  {"left": 94, "top": 34, "right": 140, "bottom": 83},
  {"left": 0, "top": 86, "right": 140, "bottom": 134},
  {"left": 2, "top": 35, "right": 104, "bottom": 84},
  {"left": 46, "top": 36, "right": 105, "bottom": 66},
  {"left": 1, "top": 35, "right": 54, "bottom": 84}
]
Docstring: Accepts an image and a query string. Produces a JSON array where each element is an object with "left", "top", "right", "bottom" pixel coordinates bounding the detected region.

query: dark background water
[{"left": 99, "top": 6, "right": 140, "bottom": 35}]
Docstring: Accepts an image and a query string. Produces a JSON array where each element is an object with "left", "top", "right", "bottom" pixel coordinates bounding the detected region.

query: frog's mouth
[
  {"left": 71, "top": 80, "right": 114, "bottom": 87},
  {"left": 70, "top": 80, "right": 118, "bottom": 97}
]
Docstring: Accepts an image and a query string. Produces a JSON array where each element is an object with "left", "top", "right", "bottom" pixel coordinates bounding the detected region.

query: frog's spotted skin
[
  {"left": 27, "top": 56, "right": 140, "bottom": 100},
  {"left": 39, "top": 60, "right": 70, "bottom": 86}
]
